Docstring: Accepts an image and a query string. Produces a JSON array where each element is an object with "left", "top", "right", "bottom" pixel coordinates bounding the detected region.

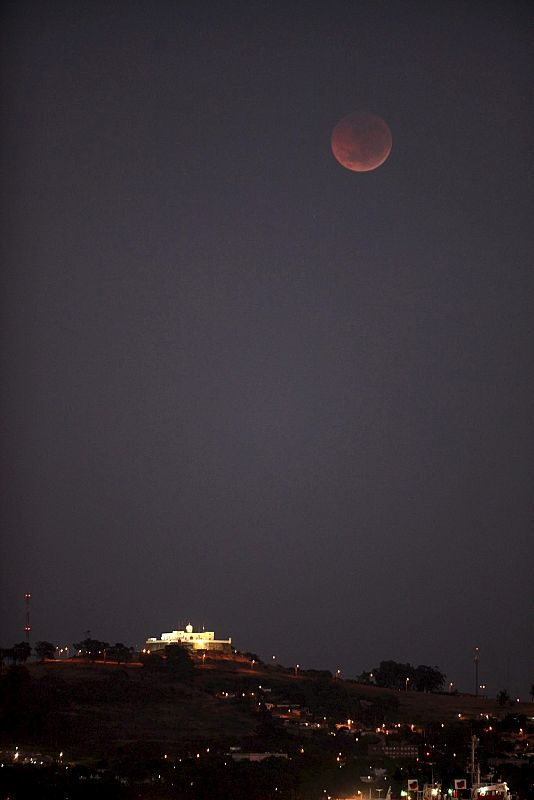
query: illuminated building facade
[{"left": 145, "top": 623, "right": 232, "bottom": 653}]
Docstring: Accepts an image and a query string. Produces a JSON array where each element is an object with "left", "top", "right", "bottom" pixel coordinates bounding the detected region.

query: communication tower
[{"left": 24, "top": 593, "right": 31, "bottom": 644}]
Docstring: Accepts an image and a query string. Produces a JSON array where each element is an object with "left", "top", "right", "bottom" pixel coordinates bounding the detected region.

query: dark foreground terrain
[{"left": 1, "top": 657, "right": 532, "bottom": 799}]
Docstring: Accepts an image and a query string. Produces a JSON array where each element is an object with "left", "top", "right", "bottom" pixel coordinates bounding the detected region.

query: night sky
[{"left": 1, "top": 1, "right": 532, "bottom": 696}]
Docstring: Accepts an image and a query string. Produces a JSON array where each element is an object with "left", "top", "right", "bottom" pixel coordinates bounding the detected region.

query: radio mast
[
  {"left": 474, "top": 646, "right": 479, "bottom": 695},
  {"left": 24, "top": 593, "right": 31, "bottom": 644}
]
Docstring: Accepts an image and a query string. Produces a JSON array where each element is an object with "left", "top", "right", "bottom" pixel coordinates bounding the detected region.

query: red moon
[{"left": 331, "top": 111, "right": 392, "bottom": 172}]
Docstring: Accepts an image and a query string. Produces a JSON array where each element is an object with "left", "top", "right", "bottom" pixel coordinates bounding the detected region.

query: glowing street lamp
[{"left": 361, "top": 774, "right": 374, "bottom": 800}]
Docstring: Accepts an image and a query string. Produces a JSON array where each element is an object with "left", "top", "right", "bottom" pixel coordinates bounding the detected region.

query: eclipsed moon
[{"left": 331, "top": 111, "right": 392, "bottom": 172}]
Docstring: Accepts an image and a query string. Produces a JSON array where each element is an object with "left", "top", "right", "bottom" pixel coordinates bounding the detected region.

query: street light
[
  {"left": 405, "top": 677, "right": 410, "bottom": 692},
  {"left": 361, "top": 774, "right": 374, "bottom": 800}
]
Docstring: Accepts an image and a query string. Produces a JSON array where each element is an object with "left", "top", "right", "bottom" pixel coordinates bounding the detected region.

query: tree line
[
  {"left": 1, "top": 638, "right": 196, "bottom": 680},
  {"left": 358, "top": 659, "right": 446, "bottom": 691},
  {"left": 0, "top": 638, "right": 134, "bottom": 665}
]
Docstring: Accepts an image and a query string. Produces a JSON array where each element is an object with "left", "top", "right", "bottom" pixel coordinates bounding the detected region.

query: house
[
  {"left": 229, "top": 752, "right": 288, "bottom": 762},
  {"left": 368, "top": 741, "right": 419, "bottom": 759}
]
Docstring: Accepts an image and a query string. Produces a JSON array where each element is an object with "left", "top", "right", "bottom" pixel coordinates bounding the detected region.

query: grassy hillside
[
  {"left": 1, "top": 657, "right": 531, "bottom": 762},
  {"left": 194, "top": 657, "right": 532, "bottom": 724},
  {"left": 1, "top": 661, "right": 257, "bottom": 760}
]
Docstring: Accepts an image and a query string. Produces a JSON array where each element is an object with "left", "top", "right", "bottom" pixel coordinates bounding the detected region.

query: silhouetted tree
[
  {"left": 0, "top": 648, "right": 15, "bottom": 667},
  {"left": 35, "top": 641, "right": 56, "bottom": 661},
  {"left": 107, "top": 643, "right": 133, "bottom": 663},
  {"left": 412, "top": 664, "right": 446, "bottom": 692},
  {"left": 165, "top": 644, "right": 195, "bottom": 681},
  {"left": 13, "top": 642, "right": 31, "bottom": 663},
  {"left": 73, "top": 637, "right": 109, "bottom": 661},
  {"left": 497, "top": 689, "right": 511, "bottom": 706},
  {"left": 372, "top": 660, "right": 414, "bottom": 689},
  {"left": 363, "top": 660, "right": 445, "bottom": 692},
  {"left": 357, "top": 670, "right": 375, "bottom": 684},
  {"left": 140, "top": 650, "right": 165, "bottom": 671},
  {"left": 243, "top": 651, "right": 262, "bottom": 664}
]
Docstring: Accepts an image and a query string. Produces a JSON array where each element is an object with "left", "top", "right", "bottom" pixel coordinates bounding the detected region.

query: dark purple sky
[{"left": 1, "top": 1, "right": 532, "bottom": 696}]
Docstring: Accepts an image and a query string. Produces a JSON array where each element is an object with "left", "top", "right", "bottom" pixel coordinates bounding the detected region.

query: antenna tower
[
  {"left": 474, "top": 645, "right": 479, "bottom": 695},
  {"left": 24, "top": 593, "right": 31, "bottom": 644}
]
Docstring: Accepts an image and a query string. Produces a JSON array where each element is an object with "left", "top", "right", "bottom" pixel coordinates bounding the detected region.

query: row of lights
[{"left": 40, "top": 647, "right": 529, "bottom": 705}]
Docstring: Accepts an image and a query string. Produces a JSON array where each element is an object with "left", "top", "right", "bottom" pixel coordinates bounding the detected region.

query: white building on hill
[{"left": 145, "top": 623, "right": 232, "bottom": 653}]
